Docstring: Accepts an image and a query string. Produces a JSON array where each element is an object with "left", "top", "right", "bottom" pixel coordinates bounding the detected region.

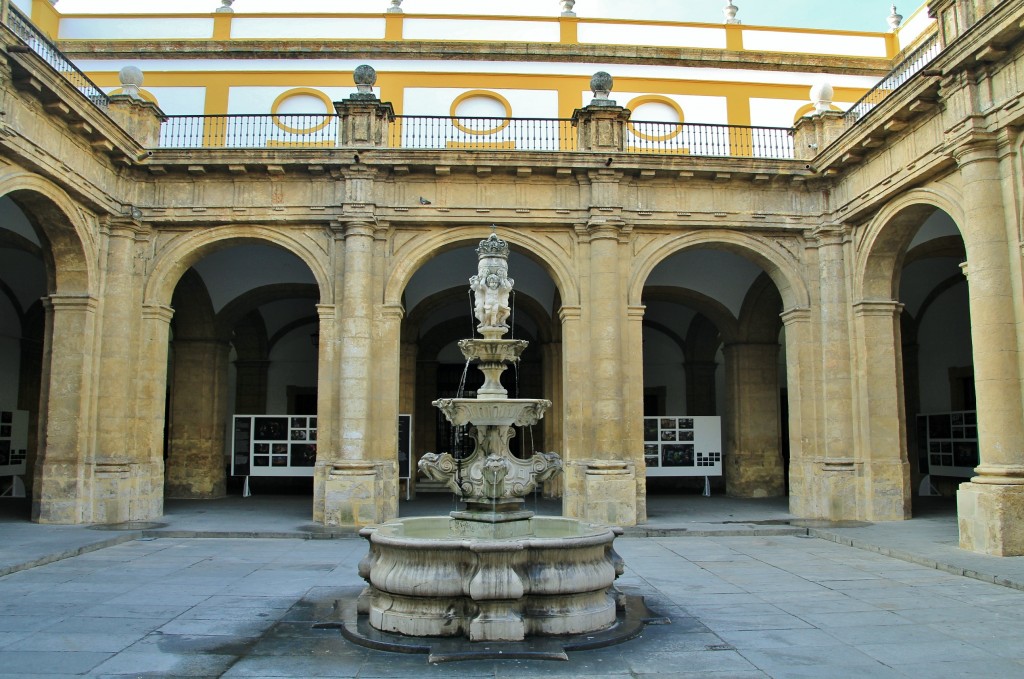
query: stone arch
[
  {"left": 628, "top": 230, "right": 809, "bottom": 313},
  {"left": 0, "top": 171, "right": 97, "bottom": 295},
  {"left": 383, "top": 226, "right": 579, "bottom": 310},
  {"left": 143, "top": 226, "right": 331, "bottom": 308},
  {"left": 855, "top": 186, "right": 966, "bottom": 302}
]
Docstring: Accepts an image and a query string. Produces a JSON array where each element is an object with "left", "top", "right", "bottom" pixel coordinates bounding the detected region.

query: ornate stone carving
[
  {"left": 418, "top": 427, "right": 562, "bottom": 504},
  {"left": 470, "top": 232, "right": 514, "bottom": 335}
]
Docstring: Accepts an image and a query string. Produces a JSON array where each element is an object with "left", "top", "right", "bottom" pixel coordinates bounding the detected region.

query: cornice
[{"left": 58, "top": 39, "right": 892, "bottom": 77}]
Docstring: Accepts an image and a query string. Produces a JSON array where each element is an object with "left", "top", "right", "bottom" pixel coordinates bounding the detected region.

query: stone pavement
[{"left": 0, "top": 494, "right": 1023, "bottom": 677}]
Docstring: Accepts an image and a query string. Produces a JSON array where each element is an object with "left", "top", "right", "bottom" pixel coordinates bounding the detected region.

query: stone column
[
  {"left": 540, "top": 340, "right": 563, "bottom": 497},
  {"left": 808, "top": 227, "right": 859, "bottom": 520},
  {"left": 165, "top": 338, "right": 230, "bottom": 499},
  {"left": 320, "top": 220, "right": 388, "bottom": 525},
  {"left": 558, "top": 305, "right": 585, "bottom": 518},
  {"left": 723, "top": 342, "right": 784, "bottom": 498},
  {"left": 625, "top": 304, "right": 647, "bottom": 522},
  {"left": 370, "top": 302, "right": 404, "bottom": 519},
  {"left": 781, "top": 306, "right": 816, "bottom": 517},
  {"left": 853, "top": 300, "right": 911, "bottom": 520},
  {"left": 32, "top": 294, "right": 98, "bottom": 524},
  {"left": 565, "top": 219, "right": 639, "bottom": 526},
  {"left": 955, "top": 141, "right": 1024, "bottom": 555},
  {"left": 312, "top": 303, "right": 337, "bottom": 524},
  {"left": 91, "top": 221, "right": 159, "bottom": 523},
  {"left": 135, "top": 304, "right": 173, "bottom": 518}
]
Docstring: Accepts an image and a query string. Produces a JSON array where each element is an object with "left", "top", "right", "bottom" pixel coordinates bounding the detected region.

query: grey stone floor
[{"left": 1, "top": 531, "right": 1023, "bottom": 678}]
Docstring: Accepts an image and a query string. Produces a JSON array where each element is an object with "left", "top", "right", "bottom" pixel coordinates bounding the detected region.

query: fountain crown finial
[{"left": 477, "top": 231, "right": 510, "bottom": 259}]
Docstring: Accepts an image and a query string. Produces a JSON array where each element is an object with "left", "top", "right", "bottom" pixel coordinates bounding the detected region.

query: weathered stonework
[{"left": 4, "top": 0, "right": 1024, "bottom": 557}]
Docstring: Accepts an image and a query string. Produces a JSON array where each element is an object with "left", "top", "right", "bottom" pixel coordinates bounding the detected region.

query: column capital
[
  {"left": 316, "top": 303, "right": 337, "bottom": 321},
  {"left": 332, "top": 220, "right": 376, "bottom": 239},
  {"left": 377, "top": 303, "right": 405, "bottom": 321},
  {"left": 852, "top": 299, "right": 904, "bottom": 318},
  {"left": 43, "top": 293, "right": 99, "bottom": 313},
  {"left": 779, "top": 306, "right": 811, "bottom": 325},
  {"left": 141, "top": 303, "right": 174, "bottom": 323},
  {"left": 626, "top": 304, "right": 646, "bottom": 319},
  {"left": 809, "top": 223, "right": 850, "bottom": 247},
  {"left": 583, "top": 217, "right": 629, "bottom": 241},
  {"left": 951, "top": 133, "right": 1002, "bottom": 168},
  {"left": 558, "top": 305, "right": 582, "bottom": 322}
]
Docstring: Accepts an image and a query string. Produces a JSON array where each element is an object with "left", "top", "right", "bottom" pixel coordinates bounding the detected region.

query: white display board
[
  {"left": 643, "top": 416, "right": 722, "bottom": 477},
  {"left": 917, "top": 410, "right": 977, "bottom": 478},
  {"left": 232, "top": 415, "right": 317, "bottom": 478},
  {"left": 0, "top": 408, "right": 28, "bottom": 477}
]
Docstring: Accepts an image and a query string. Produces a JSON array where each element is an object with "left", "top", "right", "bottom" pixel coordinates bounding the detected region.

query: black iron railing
[
  {"left": 627, "top": 120, "right": 795, "bottom": 159},
  {"left": 160, "top": 113, "right": 797, "bottom": 159},
  {"left": 3, "top": 5, "right": 109, "bottom": 109},
  {"left": 844, "top": 31, "right": 941, "bottom": 128},
  {"left": 160, "top": 114, "right": 340, "bottom": 148},
  {"left": 389, "top": 115, "right": 577, "bottom": 151}
]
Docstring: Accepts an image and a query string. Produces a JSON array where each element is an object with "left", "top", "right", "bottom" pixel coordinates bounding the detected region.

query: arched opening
[
  {"left": 867, "top": 206, "right": 971, "bottom": 508},
  {"left": 0, "top": 185, "right": 94, "bottom": 523},
  {"left": 0, "top": 197, "right": 47, "bottom": 506},
  {"left": 162, "top": 243, "right": 321, "bottom": 501},
  {"left": 640, "top": 247, "right": 788, "bottom": 499},
  {"left": 397, "top": 239, "right": 563, "bottom": 507}
]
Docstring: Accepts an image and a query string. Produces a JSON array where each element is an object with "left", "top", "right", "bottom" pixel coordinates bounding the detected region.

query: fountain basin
[
  {"left": 357, "top": 516, "right": 624, "bottom": 641},
  {"left": 432, "top": 398, "right": 551, "bottom": 426}
]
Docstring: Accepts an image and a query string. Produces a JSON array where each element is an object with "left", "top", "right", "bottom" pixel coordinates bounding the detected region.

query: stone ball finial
[
  {"left": 724, "top": 1, "right": 740, "bottom": 24},
  {"left": 387, "top": 0, "right": 403, "bottom": 13},
  {"left": 215, "top": 0, "right": 234, "bottom": 13},
  {"left": 810, "top": 79, "right": 834, "bottom": 114},
  {"left": 560, "top": 0, "right": 576, "bottom": 17},
  {"left": 888, "top": 5, "right": 903, "bottom": 31},
  {"left": 119, "top": 65, "right": 144, "bottom": 100},
  {"left": 590, "top": 71, "right": 613, "bottom": 102},
  {"left": 354, "top": 64, "right": 377, "bottom": 90}
]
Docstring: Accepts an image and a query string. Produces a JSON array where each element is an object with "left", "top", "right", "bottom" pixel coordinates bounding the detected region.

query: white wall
[{"left": 60, "top": 18, "right": 215, "bottom": 39}]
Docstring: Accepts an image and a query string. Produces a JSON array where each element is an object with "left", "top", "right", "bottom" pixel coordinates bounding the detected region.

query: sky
[{"left": 52, "top": 0, "right": 927, "bottom": 33}]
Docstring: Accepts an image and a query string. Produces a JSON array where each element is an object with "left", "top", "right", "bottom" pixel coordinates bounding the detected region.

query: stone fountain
[{"left": 353, "top": 231, "right": 627, "bottom": 644}]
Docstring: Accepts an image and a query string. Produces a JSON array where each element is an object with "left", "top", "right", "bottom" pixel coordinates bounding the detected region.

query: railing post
[
  {"left": 334, "top": 65, "right": 395, "bottom": 148},
  {"left": 792, "top": 110, "right": 846, "bottom": 160},
  {"left": 572, "top": 72, "right": 630, "bottom": 152},
  {"left": 1, "top": 0, "right": 10, "bottom": 27},
  {"left": 106, "top": 66, "right": 166, "bottom": 148}
]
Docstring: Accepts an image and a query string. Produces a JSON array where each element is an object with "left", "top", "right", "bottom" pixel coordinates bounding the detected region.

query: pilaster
[
  {"left": 852, "top": 300, "right": 911, "bottom": 520},
  {"left": 780, "top": 306, "right": 817, "bottom": 518},
  {"left": 32, "top": 294, "right": 98, "bottom": 524},
  {"left": 91, "top": 218, "right": 159, "bottom": 523},
  {"left": 723, "top": 342, "right": 784, "bottom": 498}
]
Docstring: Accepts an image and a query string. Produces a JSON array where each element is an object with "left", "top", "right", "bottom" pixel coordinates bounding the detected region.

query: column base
[
  {"left": 957, "top": 481, "right": 1024, "bottom": 556},
  {"left": 564, "top": 460, "right": 638, "bottom": 526},
  {"left": 318, "top": 461, "right": 396, "bottom": 526}
]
